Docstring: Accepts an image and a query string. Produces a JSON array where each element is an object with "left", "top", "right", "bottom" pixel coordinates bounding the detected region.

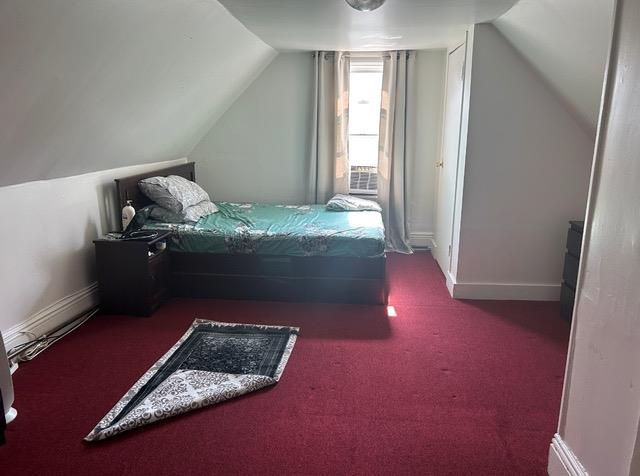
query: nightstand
[{"left": 94, "top": 230, "right": 172, "bottom": 316}]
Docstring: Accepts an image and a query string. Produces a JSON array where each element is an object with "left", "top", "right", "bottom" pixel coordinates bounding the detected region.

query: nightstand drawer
[{"left": 148, "top": 252, "right": 170, "bottom": 297}]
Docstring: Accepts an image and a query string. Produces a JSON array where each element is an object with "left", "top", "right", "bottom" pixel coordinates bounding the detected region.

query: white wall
[
  {"left": 0, "top": 159, "right": 188, "bottom": 350},
  {"left": 450, "top": 24, "right": 595, "bottom": 299},
  {"left": 407, "top": 50, "right": 447, "bottom": 247},
  {"left": 192, "top": 50, "right": 446, "bottom": 244},
  {"left": 494, "top": 0, "right": 615, "bottom": 133},
  {"left": 0, "top": 0, "right": 276, "bottom": 187},
  {"left": 191, "top": 53, "right": 314, "bottom": 204},
  {"left": 549, "top": 0, "right": 640, "bottom": 473}
]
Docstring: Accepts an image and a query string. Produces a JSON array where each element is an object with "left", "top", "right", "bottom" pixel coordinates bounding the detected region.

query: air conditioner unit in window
[
  {"left": 1, "top": 334, "right": 17, "bottom": 425},
  {"left": 349, "top": 167, "right": 378, "bottom": 194}
]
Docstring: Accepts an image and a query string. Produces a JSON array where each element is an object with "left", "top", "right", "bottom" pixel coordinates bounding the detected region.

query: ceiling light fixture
[{"left": 345, "top": 0, "right": 387, "bottom": 12}]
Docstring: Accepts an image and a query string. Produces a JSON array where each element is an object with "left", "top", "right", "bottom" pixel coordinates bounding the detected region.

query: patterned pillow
[
  {"left": 139, "top": 175, "right": 210, "bottom": 213},
  {"left": 326, "top": 194, "right": 382, "bottom": 212},
  {"left": 150, "top": 200, "right": 218, "bottom": 224}
]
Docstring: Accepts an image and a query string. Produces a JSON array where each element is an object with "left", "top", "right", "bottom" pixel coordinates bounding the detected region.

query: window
[{"left": 348, "top": 59, "right": 383, "bottom": 194}]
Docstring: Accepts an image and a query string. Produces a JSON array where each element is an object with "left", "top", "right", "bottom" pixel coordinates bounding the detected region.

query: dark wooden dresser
[
  {"left": 94, "top": 231, "right": 172, "bottom": 316},
  {"left": 560, "top": 220, "right": 584, "bottom": 322}
]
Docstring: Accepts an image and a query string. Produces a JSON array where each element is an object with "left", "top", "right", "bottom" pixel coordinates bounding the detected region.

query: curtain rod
[{"left": 312, "top": 51, "right": 412, "bottom": 59}]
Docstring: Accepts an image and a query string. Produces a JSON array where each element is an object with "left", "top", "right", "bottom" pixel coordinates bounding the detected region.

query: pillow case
[
  {"left": 150, "top": 200, "right": 218, "bottom": 224},
  {"left": 139, "top": 175, "right": 210, "bottom": 213},
  {"left": 326, "top": 194, "right": 382, "bottom": 212}
]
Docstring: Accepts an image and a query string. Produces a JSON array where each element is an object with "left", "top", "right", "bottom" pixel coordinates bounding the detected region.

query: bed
[{"left": 115, "top": 162, "right": 387, "bottom": 304}]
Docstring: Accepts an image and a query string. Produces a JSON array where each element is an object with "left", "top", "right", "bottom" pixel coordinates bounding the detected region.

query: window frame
[{"left": 348, "top": 57, "right": 384, "bottom": 196}]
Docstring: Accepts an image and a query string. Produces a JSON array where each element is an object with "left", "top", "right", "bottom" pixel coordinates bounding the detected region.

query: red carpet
[{"left": 1, "top": 252, "right": 569, "bottom": 475}]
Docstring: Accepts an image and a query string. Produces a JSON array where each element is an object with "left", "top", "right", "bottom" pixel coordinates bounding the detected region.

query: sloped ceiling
[
  {"left": 0, "top": 0, "right": 616, "bottom": 189},
  {"left": 494, "top": 0, "right": 616, "bottom": 133},
  {"left": 0, "top": 0, "right": 276, "bottom": 187},
  {"left": 218, "top": 0, "right": 518, "bottom": 51}
]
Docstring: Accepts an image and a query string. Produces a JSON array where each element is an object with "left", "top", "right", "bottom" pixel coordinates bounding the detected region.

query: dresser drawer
[
  {"left": 560, "top": 282, "right": 576, "bottom": 322},
  {"left": 562, "top": 252, "right": 580, "bottom": 290},
  {"left": 566, "top": 227, "right": 583, "bottom": 258}
]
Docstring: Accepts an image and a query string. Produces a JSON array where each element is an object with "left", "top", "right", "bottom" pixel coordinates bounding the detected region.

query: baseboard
[
  {"left": 1, "top": 283, "right": 99, "bottom": 352},
  {"left": 409, "top": 232, "right": 435, "bottom": 249},
  {"left": 446, "top": 271, "right": 456, "bottom": 296},
  {"left": 548, "top": 434, "right": 588, "bottom": 476},
  {"left": 448, "top": 279, "right": 561, "bottom": 301}
]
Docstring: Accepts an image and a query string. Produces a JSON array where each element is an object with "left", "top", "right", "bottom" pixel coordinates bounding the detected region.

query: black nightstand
[{"left": 94, "top": 231, "right": 172, "bottom": 316}]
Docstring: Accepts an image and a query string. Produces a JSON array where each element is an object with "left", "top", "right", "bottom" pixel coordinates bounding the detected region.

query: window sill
[{"left": 350, "top": 192, "right": 378, "bottom": 199}]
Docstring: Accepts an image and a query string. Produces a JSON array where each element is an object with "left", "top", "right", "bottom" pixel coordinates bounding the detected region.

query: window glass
[{"left": 348, "top": 60, "right": 383, "bottom": 194}]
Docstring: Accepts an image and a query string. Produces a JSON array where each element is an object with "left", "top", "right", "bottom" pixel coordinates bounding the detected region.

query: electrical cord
[{"left": 7, "top": 307, "right": 99, "bottom": 363}]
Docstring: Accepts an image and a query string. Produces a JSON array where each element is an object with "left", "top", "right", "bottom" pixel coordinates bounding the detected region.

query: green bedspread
[{"left": 144, "top": 202, "right": 385, "bottom": 258}]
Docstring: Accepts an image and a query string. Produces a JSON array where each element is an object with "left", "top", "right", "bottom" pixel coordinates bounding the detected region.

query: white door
[{"left": 434, "top": 43, "right": 466, "bottom": 275}]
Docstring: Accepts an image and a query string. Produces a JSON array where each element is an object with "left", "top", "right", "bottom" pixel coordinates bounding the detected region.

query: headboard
[{"left": 115, "top": 162, "right": 196, "bottom": 210}]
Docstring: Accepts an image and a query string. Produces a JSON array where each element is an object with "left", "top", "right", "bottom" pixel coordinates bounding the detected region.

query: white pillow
[
  {"left": 150, "top": 200, "right": 218, "bottom": 224},
  {"left": 139, "top": 175, "right": 210, "bottom": 213},
  {"left": 326, "top": 194, "right": 382, "bottom": 212}
]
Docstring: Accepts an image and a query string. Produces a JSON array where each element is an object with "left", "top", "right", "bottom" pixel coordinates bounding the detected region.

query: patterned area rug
[{"left": 85, "top": 319, "right": 299, "bottom": 441}]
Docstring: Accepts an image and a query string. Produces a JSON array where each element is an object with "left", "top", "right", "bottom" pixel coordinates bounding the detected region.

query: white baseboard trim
[
  {"left": 2, "top": 283, "right": 99, "bottom": 352},
  {"left": 548, "top": 434, "right": 588, "bottom": 476},
  {"left": 409, "top": 232, "right": 435, "bottom": 249},
  {"left": 446, "top": 276, "right": 561, "bottom": 301},
  {"left": 446, "top": 271, "right": 456, "bottom": 296}
]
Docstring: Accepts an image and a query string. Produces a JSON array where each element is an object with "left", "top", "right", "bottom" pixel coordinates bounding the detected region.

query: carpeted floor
[{"left": 1, "top": 252, "right": 569, "bottom": 475}]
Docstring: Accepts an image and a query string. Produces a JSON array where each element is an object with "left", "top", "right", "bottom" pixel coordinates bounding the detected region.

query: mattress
[{"left": 144, "top": 202, "right": 386, "bottom": 258}]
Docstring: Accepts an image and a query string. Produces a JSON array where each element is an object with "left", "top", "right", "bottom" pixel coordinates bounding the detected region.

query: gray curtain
[
  {"left": 308, "top": 51, "right": 350, "bottom": 204},
  {"left": 378, "top": 51, "right": 415, "bottom": 253}
]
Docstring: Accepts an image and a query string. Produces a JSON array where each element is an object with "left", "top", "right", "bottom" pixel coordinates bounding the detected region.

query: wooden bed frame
[{"left": 115, "top": 162, "right": 387, "bottom": 305}]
